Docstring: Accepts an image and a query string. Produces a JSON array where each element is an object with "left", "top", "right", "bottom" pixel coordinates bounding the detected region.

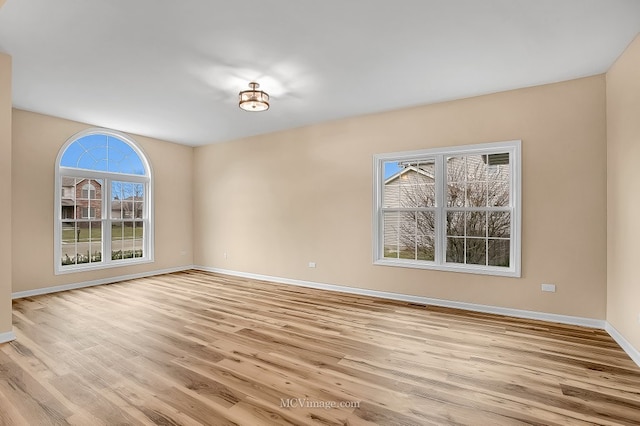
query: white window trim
[
  {"left": 54, "top": 128, "right": 155, "bottom": 275},
  {"left": 372, "top": 140, "right": 521, "bottom": 277}
]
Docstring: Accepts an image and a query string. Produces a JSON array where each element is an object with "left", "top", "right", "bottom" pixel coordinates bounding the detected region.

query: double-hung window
[
  {"left": 55, "top": 129, "right": 153, "bottom": 274},
  {"left": 373, "top": 140, "right": 521, "bottom": 277}
]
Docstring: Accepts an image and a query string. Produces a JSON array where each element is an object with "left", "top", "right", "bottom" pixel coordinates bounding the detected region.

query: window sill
[
  {"left": 55, "top": 257, "right": 154, "bottom": 275},
  {"left": 373, "top": 258, "right": 520, "bottom": 278}
]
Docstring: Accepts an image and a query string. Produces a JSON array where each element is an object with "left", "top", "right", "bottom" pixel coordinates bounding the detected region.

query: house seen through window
[{"left": 55, "top": 130, "right": 153, "bottom": 273}]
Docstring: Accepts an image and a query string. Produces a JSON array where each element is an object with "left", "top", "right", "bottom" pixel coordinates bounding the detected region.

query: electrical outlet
[
  {"left": 308, "top": 262, "right": 316, "bottom": 268},
  {"left": 223, "top": 252, "right": 228, "bottom": 259},
  {"left": 541, "top": 283, "right": 556, "bottom": 293},
  {"left": 637, "top": 313, "right": 640, "bottom": 325}
]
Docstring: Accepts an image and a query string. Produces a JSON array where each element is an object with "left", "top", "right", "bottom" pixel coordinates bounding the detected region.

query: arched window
[
  {"left": 55, "top": 129, "right": 153, "bottom": 273},
  {"left": 81, "top": 183, "right": 96, "bottom": 200}
]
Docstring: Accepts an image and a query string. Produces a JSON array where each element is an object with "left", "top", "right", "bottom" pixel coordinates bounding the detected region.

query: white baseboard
[
  {"left": 605, "top": 323, "right": 640, "bottom": 368},
  {"left": 0, "top": 330, "right": 16, "bottom": 344},
  {"left": 12, "top": 265, "right": 195, "bottom": 300},
  {"left": 194, "top": 266, "right": 606, "bottom": 329}
]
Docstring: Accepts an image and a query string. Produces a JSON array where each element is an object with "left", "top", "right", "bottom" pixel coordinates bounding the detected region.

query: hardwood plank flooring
[{"left": 1, "top": 270, "right": 639, "bottom": 425}]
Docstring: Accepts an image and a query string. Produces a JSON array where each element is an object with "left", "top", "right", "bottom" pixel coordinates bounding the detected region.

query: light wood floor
[{"left": 1, "top": 271, "right": 639, "bottom": 425}]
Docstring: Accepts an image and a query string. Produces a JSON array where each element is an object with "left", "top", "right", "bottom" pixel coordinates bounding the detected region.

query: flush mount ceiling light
[{"left": 238, "top": 82, "right": 270, "bottom": 112}]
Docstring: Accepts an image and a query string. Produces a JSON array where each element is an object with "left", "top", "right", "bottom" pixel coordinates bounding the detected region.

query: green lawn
[
  {"left": 384, "top": 247, "right": 434, "bottom": 261},
  {"left": 62, "top": 224, "right": 143, "bottom": 242}
]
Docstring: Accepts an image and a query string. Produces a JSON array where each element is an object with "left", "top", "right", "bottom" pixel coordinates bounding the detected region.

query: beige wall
[
  {"left": 607, "top": 35, "right": 640, "bottom": 350},
  {"left": 11, "top": 110, "right": 194, "bottom": 293},
  {"left": 0, "top": 53, "right": 12, "bottom": 335},
  {"left": 194, "top": 76, "right": 607, "bottom": 319}
]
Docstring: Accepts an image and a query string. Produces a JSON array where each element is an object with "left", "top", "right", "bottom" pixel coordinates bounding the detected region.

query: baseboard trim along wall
[
  {"left": 195, "top": 266, "right": 639, "bottom": 368},
  {"left": 11, "top": 265, "right": 195, "bottom": 300},
  {"left": 605, "top": 322, "right": 640, "bottom": 368},
  {"left": 0, "top": 330, "right": 16, "bottom": 344}
]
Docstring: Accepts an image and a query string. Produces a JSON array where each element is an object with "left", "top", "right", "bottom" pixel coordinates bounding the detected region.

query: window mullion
[
  {"left": 435, "top": 153, "right": 445, "bottom": 265},
  {"left": 104, "top": 177, "right": 112, "bottom": 265}
]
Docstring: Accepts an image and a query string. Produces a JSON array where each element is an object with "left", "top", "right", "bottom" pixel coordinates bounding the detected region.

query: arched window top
[
  {"left": 60, "top": 131, "right": 147, "bottom": 176},
  {"left": 55, "top": 128, "right": 153, "bottom": 274}
]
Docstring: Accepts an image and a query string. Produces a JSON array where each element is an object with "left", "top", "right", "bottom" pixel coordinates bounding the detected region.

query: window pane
[
  {"left": 60, "top": 134, "right": 145, "bottom": 175},
  {"left": 113, "top": 221, "right": 122, "bottom": 240},
  {"left": 89, "top": 221, "right": 102, "bottom": 263},
  {"left": 415, "top": 184, "right": 435, "bottom": 207},
  {"left": 74, "top": 179, "right": 103, "bottom": 218},
  {"left": 417, "top": 162, "right": 435, "bottom": 176},
  {"left": 89, "top": 180, "right": 96, "bottom": 197},
  {"left": 447, "top": 182, "right": 465, "bottom": 207},
  {"left": 446, "top": 237, "right": 465, "bottom": 263},
  {"left": 383, "top": 183, "right": 400, "bottom": 208},
  {"left": 133, "top": 221, "right": 144, "bottom": 258},
  {"left": 488, "top": 180, "right": 510, "bottom": 207},
  {"left": 487, "top": 153, "right": 510, "bottom": 180},
  {"left": 383, "top": 212, "right": 400, "bottom": 259},
  {"left": 111, "top": 221, "right": 123, "bottom": 260},
  {"left": 416, "top": 211, "right": 435, "bottom": 237},
  {"left": 76, "top": 222, "right": 90, "bottom": 264},
  {"left": 447, "top": 156, "right": 465, "bottom": 182},
  {"left": 112, "top": 221, "right": 143, "bottom": 260},
  {"left": 90, "top": 198, "right": 102, "bottom": 219},
  {"left": 112, "top": 181, "right": 144, "bottom": 219},
  {"left": 61, "top": 177, "right": 77, "bottom": 219},
  {"left": 417, "top": 211, "right": 435, "bottom": 261},
  {"left": 134, "top": 201, "right": 144, "bottom": 219},
  {"left": 466, "top": 238, "right": 486, "bottom": 265},
  {"left": 416, "top": 235, "right": 435, "bottom": 261},
  {"left": 446, "top": 211, "right": 465, "bottom": 236},
  {"left": 383, "top": 161, "right": 401, "bottom": 208},
  {"left": 466, "top": 212, "right": 487, "bottom": 237},
  {"left": 75, "top": 222, "right": 87, "bottom": 243},
  {"left": 399, "top": 244, "right": 416, "bottom": 260},
  {"left": 61, "top": 222, "right": 77, "bottom": 265},
  {"left": 80, "top": 180, "right": 101, "bottom": 199},
  {"left": 399, "top": 212, "right": 416, "bottom": 259},
  {"left": 488, "top": 212, "right": 511, "bottom": 238},
  {"left": 108, "top": 137, "right": 145, "bottom": 175},
  {"left": 400, "top": 183, "right": 418, "bottom": 208},
  {"left": 466, "top": 155, "right": 487, "bottom": 182},
  {"left": 81, "top": 186, "right": 90, "bottom": 199},
  {"left": 397, "top": 161, "right": 436, "bottom": 208},
  {"left": 488, "top": 239, "right": 510, "bottom": 267},
  {"left": 124, "top": 200, "right": 134, "bottom": 219},
  {"left": 123, "top": 223, "right": 135, "bottom": 258},
  {"left": 466, "top": 183, "right": 487, "bottom": 207},
  {"left": 111, "top": 199, "right": 122, "bottom": 219}
]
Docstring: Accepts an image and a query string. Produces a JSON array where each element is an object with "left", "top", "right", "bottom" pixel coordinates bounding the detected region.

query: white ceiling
[{"left": 1, "top": 1, "right": 639, "bottom": 146}]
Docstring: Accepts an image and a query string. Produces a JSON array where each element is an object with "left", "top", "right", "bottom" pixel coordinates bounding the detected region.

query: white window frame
[
  {"left": 373, "top": 140, "right": 521, "bottom": 277},
  {"left": 54, "top": 128, "right": 154, "bottom": 274}
]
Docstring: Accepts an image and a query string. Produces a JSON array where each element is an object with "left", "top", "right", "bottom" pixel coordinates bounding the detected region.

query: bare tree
[{"left": 392, "top": 156, "right": 510, "bottom": 266}]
